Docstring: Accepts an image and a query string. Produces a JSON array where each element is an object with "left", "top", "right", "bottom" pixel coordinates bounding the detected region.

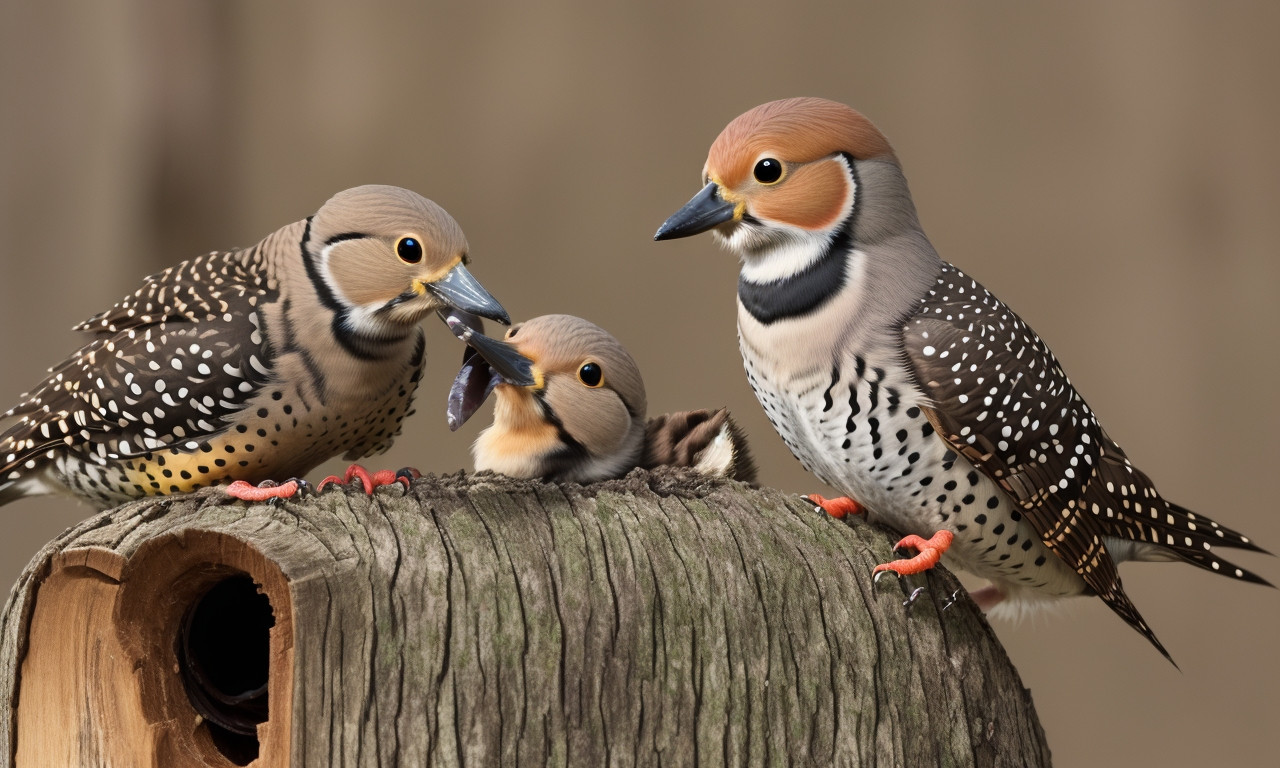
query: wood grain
[{"left": 1, "top": 469, "right": 1050, "bottom": 766}]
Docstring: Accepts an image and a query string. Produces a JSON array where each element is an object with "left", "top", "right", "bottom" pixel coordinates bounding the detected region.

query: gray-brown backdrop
[{"left": 2, "top": 2, "right": 1276, "bottom": 766}]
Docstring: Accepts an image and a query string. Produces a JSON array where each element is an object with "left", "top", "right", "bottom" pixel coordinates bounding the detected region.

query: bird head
[
  {"left": 655, "top": 97, "right": 900, "bottom": 270},
  {"left": 445, "top": 314, "right": 647, "bottom": 483},
  {"left": 306, "top": 185, "right": 510, "bottom": 340}
]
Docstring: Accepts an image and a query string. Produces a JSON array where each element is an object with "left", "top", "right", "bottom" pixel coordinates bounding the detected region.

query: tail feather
[
  {"left": 1166, "top": 548, "right": 1274, "bottom": 587},
  {"left": 0, "top": 479, "right": 31, "bottom": 507},
  {"left": 1099, "top": 492, "right": 1271, "bottom": 586},
  {"left": 1099, "top": 580, "right": 1178, "bottom": 669},
  {"left": 1165, "top": 501, "right": 1269, "bottom": 554}
]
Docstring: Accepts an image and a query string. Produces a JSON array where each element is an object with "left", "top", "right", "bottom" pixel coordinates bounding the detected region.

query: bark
[{"left": 0, "top": 469, "right": 1050, "bottom": 767}]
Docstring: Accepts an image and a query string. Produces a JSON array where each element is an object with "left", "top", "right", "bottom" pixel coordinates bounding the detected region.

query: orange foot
[
  {"left": 225, "top": 478, "right": 307, "bottom": 501},
  {"left": 805, "top": 494, "right": 866, "bottom": 519},
  {"left": 872, "top": 530, "right": 954, "bottom": 581},
  {"left": 317, "top": 464, "right": 421, "bottom": 494}
]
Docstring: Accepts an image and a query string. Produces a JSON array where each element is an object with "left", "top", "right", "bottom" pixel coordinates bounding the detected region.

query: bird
[
  {"left": 654, "top": 96, "right": 1269, "bottom": 663},
  {"left": 445, "top": 313, "right": 755, "bottom": 483},
  {"left": 0, "top": 184, "right": 511, "bottom": 508}
]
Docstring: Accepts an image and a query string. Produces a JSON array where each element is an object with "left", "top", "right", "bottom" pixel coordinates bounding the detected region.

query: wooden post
[{"left": 0, "top": 470, "right": 1050, "bottom": 767}]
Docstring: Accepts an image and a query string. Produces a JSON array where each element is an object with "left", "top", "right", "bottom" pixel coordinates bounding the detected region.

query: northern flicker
[
  {"left": 0, "top": 184, "right": 510, "bottom": 508},
  {"left": 654, "top": 97, "right": 1269, "bottom": 663},
  {"left": 445, "top": 313, "right": 755, "bottom": 483}
]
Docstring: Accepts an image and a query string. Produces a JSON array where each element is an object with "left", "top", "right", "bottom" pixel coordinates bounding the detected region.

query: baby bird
[
  {"left": 0, "top": 185, "right": 510, "bottom": 508},
  {"left": 446, "top": 313, "right": 754, "bottom": 483}
]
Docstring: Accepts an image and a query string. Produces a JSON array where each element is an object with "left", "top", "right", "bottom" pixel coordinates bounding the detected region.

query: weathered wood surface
[{"left": 0, "top": 469, "right": 1050, "bottom": 767}]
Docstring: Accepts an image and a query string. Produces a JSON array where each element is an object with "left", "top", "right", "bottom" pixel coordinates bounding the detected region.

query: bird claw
[
  {"left": 942, "top": 589, "right": 964, "bottom": 612},
  {"left": 805, "top": 494, "right": 866, "bottom": 520},
  {"left": 393, "top": 467, "right": 421, "bottom": 489},
  {"left": 225, "top": 478, "right": 308, "bottom": 502},
  {"left": 872, "top": 530, "right": 955, "bottom": 577},
  {"left": 873, "top": 568, "right": 901, "bottom": 585},
  {"left": 317, "top": 464, "right": 421, "bottom": 495},
  {"left": 903, "top": 586, "right": 928, "bottom": 609}
]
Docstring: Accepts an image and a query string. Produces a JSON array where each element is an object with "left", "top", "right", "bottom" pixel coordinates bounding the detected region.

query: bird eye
[
  {"left": 578, "top": 362, "right": 603, "bottom": 388},
  {"left": 753, "top": 158, "right": 784, "bottom": 184},
  {"left": 396, "top": 237, "right": 423, "bottom": 264}
]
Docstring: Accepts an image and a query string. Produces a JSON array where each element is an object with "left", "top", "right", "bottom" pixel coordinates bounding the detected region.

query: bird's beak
[
  {"left": 423, "top": 262, "right": 512, "bottom": 325},
  {"left": 442, "top": 313, "right": 537, "bottom": 431},
  {"left": 654, "top": 182, "right": 738, "bottom": 241}
]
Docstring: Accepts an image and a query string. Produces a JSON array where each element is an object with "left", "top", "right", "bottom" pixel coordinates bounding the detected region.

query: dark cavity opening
[{"left": 178, "top": 574, "right": 275, "bottom": 765}]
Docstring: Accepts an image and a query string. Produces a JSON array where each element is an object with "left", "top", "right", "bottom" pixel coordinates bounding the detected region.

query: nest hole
[{"left": 178, "top": 574, "right": 275, "bottom": 765}]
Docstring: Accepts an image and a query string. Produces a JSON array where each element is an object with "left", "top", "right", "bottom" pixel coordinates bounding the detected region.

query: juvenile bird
[
  {"left": 655, "top": 97, "right": 1268, "bottom": 662},
  {"left": 445, "top": 313, "right": 755, "bottom": 483},
  {"left": 0, "top": 184, "right": 510, "bottom": 508}
]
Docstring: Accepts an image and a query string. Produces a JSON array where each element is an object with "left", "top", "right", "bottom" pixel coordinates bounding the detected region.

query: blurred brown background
[{"left": 2, "top": 1, "right": 1276, "bottom": 765}]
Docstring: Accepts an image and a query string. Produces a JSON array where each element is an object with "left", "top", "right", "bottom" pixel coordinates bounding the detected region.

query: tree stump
[{"left": 0, "top": 469, "right": 1050, "bottom": 767}]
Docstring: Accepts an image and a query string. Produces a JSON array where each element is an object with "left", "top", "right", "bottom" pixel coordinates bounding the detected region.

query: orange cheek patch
[
  {"left": 486, "top": 389, "right": 559, "bottom": 457},
  {"left": 752, "top": 160, "right": 851, "bottom": 231}
]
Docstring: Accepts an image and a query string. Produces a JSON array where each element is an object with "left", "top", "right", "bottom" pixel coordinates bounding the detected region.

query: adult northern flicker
[
  {"left": 0, "top": 184, "right": 510, "bottom": 508},
  {"left": 445, "top": 313, "right": 755, "bottom": 483},
  {"left": 654, "top": 96, "right": 1269, "bottom": 663}
]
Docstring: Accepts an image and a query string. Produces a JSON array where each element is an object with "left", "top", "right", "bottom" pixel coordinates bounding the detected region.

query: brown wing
[
  {"left": 643, "top": 408, "right": 756, "bottom": 483},
  {"left": 1, "top": 250, "right": 277, "bottom": 481},
  {"left": 73, "top": 248, "right": 274, "bottom": 335},
  {"left": 899, "top": 263, "right": 1270, "bottom": 663},
  {"left": 901, "top": 268, "right": 1115, "bottom": 583}
]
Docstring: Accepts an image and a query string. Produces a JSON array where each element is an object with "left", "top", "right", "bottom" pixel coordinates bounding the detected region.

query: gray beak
[
  {"left": 426, "top": 263, "right": 511, "bottom": 325},
  {"left": 654, "top": 182, "right": 737, "bottom": 241}
]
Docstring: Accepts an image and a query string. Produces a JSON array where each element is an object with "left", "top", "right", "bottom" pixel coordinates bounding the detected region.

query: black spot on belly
[{"left": 822, "top": 367, "right": 840, "bottom": 412}]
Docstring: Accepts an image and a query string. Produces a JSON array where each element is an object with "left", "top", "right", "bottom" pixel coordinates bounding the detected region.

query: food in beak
[{"left": 441, "top": 313, "right": 536, "bottom": 431}]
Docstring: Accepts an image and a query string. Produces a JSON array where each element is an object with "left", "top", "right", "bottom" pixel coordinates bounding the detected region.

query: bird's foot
[
  {"left": 872, "top": 530, "right": 954, "bottom": 580},
  {"left": 225, "top": 478, "right": 309, "bottom": 502},
  {"left": 805, "top": 494, "right": 865, "bottom": 519},
  {"left": 317, "top": 464, "right": 421, "bottom": 494}
]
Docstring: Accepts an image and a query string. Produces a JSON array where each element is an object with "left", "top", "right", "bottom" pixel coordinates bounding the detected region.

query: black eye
[
  {"left": 753, "top": 158, "right": 783, "bottom": 184},
  {"left": 578, "top": 362, "right": 603, "bottom": 388},
  {"left": 396, "top": 237, "right": 423, "bottom": 264}
]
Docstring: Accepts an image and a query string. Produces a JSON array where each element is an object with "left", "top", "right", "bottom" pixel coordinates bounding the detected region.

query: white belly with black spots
[{"left": 742, "top": 343, "right": 1084, "bottom": 598}]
